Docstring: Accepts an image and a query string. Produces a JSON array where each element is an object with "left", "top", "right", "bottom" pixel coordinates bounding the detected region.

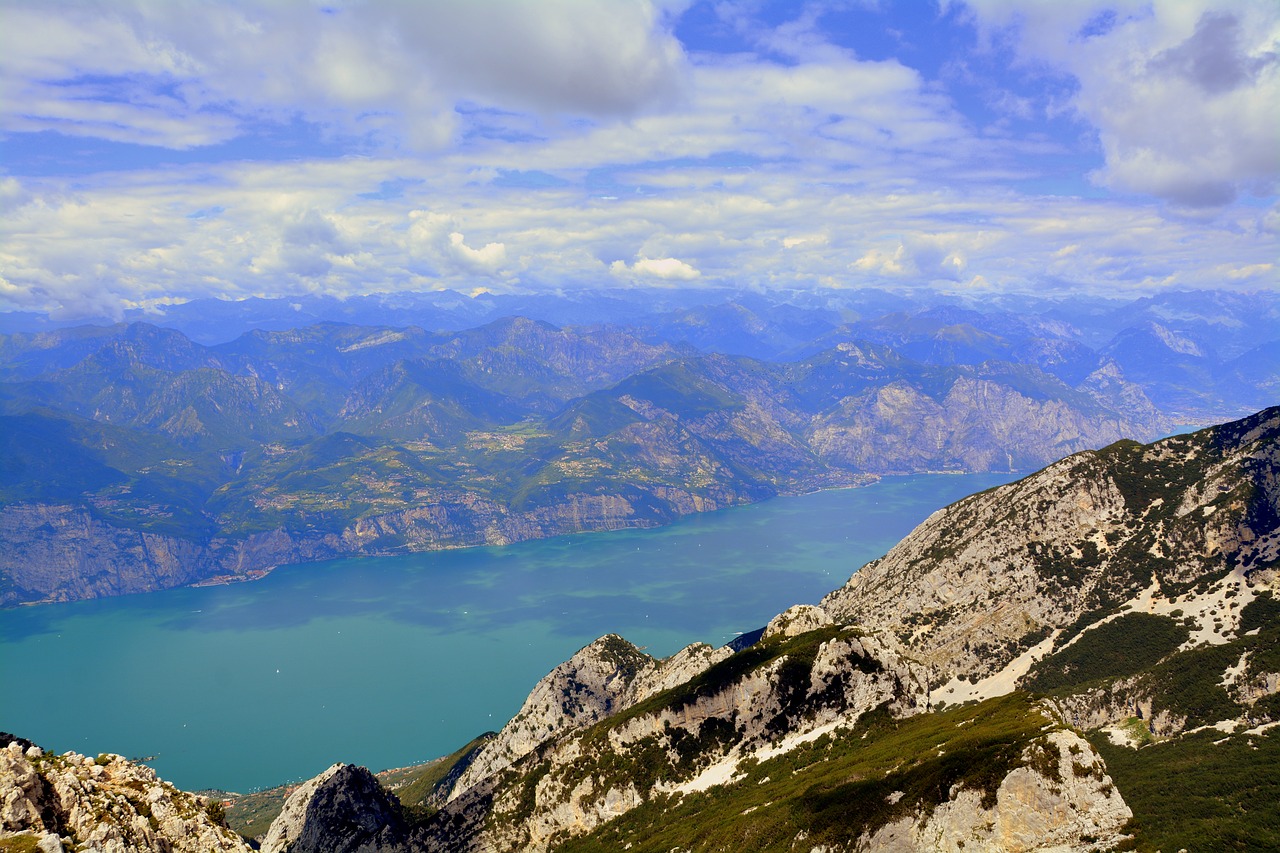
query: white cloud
[
  {"left": 611, "top": 257, "right": 701, "bottom": 280},
  {"left": 958, "top": 0, "right": 1280, "bottom": 206},
  {"left": 1, "top": 150, "right": 1276, "bottom": 318},
  {"left": 0, "top": 0, "right": 689, "bottom": 150},
  {"left": 0, "top": 2, "right": 1274, "bottom": 317},
  {"left": 448, "top": 232, "right": 507, "bottom": 274}
]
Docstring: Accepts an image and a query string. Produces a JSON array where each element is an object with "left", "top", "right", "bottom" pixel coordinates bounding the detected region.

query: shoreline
[{"left": 3, "top": 469, "right": 1032, "bottom": 611}]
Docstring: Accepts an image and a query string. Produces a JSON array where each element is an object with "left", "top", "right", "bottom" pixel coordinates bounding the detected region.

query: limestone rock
[
  {"left": 0, "top": 737, "right": 251, "bottom": 853},
  {"left": 763, "top": 603, "right": 834, "bottom": 640},
  {"left": 448, "top": 634, "right": 730, "bottom": 800}
]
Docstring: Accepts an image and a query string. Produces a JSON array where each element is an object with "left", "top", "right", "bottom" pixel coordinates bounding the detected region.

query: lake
[{"left": 0, "top": 473, "right": 1016, "bottom": 793}]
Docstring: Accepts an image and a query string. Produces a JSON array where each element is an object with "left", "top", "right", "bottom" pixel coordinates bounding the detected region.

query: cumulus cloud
[
  {"left": 958, "top": 0, "right": 1280, "bottom": 206},
  {"left": 447, "top": 232, "right": 507, "bottom": 274},
  {"left": 407, "top": 211, "right": 508, "bottom": 278},
  {"left": 851, "top": 238, "right": 967, "bottom": 283},
  {"left": 611, "top": 256, "right": 701, "bottom": 280},
  {"left": 0, "top": 2, "right": 1275, "bottom": 317}
]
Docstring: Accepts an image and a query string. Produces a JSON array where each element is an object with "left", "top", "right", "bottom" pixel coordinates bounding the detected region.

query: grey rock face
[
  {"left": 448, "top": 634, "right": 731, "bottom": 800},
  {"left": 260, "top": 763, "right": 409, "bottom": 853}
]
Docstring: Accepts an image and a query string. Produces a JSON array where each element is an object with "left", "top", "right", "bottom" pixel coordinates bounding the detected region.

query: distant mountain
[
  {"left": 6, "top": 409, "right": 1274, "bottom": 851},
  {"left": 0, "top": 314, "right": 1170, "bottom": 606},
  {"left": 6, "top": 284, "right": 1277, "bottom": 606}
]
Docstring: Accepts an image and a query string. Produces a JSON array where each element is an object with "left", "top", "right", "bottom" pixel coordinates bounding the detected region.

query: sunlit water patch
[{"left": 0, "top": 473, "right": 1015, "bottom": 792}]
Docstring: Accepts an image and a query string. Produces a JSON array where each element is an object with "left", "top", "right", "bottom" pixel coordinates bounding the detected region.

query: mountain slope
[
  {"left": 821, "top": 405, "right": 1279, "bottom": 685},
  {"left": 401, "top": 408, "right": 1277, "bottom": 852},
  {"left": 4, "top": 409, "right": 1276, "bottom": 851}
]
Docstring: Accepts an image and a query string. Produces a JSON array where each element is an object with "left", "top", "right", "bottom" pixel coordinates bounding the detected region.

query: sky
[{"left": 0, "top": 0, "right": 1277, "bottom": 320}]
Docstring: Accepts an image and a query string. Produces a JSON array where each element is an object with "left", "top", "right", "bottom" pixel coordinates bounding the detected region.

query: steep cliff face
[
  {"left": 807, "top": 373, "right": 1153, "bottom": 474},
  {"left": 0, "top": 504, "right": 219, "bottom": 604},
  {"left": 0, "top": 736, "right": 250, "bottom": 853}
]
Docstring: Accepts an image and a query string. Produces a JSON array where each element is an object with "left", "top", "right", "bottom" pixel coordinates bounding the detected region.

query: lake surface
[{"left": 0, "top": 473, "right": 1016, "bottom": 793}]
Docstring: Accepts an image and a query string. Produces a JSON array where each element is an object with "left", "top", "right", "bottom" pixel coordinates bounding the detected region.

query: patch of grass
[
  {"left": 389, "top": 734, "right": 495, "bottom": 825},
  {"left": 223, "top": 785, "right": 293, "bottom": 838}
]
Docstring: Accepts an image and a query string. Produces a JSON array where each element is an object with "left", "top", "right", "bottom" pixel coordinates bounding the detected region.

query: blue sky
[{"left": 0, "top": 0, "right": 1276, "bottom": 319}]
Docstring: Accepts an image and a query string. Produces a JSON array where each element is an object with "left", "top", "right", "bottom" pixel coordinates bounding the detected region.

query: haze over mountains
[{"left": 1, "top": 287, "right": 1275, "bottom": 607}]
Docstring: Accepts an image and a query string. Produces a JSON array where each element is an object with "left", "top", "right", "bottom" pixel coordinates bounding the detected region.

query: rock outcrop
[
  {"left": 446, "top": 634, "right": 732, "bottom": 799},
  {"left": 856, "top": 730, "right": 1131, "bottom": 853},
  {"left": 0, "top": 735, "right": 250, "bottom": 853}
]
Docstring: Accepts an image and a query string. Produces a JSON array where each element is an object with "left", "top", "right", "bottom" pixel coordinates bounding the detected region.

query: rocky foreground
[
  {"left": 3, "top": 407, "right": 1277, "bottom": 852},
  {"left": 0, "top": 734, "right": 250, "bottom": 852}
]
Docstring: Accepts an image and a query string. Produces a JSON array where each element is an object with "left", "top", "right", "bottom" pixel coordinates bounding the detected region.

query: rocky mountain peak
[{"left": 260, "top": 763, "right": 409, "bottom": 853}]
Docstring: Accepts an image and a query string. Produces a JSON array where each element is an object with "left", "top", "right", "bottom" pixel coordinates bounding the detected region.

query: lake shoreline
[{"left": 0, "top": 471, "right": 1020, "bottom": 793}]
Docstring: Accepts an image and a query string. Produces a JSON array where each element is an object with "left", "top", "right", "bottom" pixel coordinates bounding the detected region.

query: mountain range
[
  {"left": 7, "top": 287, "right": 1274, "bottom": 607},
  {"left": 2, "top": 406, "right": 1276, "bottom": 851}
]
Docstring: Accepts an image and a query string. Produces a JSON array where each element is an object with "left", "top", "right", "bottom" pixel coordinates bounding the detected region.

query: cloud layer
[{"left": 0, "top": 0, "right": 1275, "bottom": 318}]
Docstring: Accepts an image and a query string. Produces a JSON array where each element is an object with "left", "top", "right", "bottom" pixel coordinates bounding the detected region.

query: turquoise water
[{"left": 0, "top": 473, "right": 1016, "bottom": 793}]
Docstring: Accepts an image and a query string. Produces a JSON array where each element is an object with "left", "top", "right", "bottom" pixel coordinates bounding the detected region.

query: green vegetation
[
  {"left": 223, "top": 785, "right": 293, "bottom": 838},
  {"left": 612, "top": 626, "right": 862, "bottom": 727},
  {"left": 553, "top": 693, "right": 1060, "bottom": 853},
  {"left": 1092, "top": 728, "right": 1280, "bottom": 852},
  {"left": 1021, "top": 613, "right": 1189, "bottom": 695},
  {"left": 388, "top": 734, "right": 495, "bottom": 825},
  {"left": 0, "top": 835, "right": 43, "bottom": 853}
]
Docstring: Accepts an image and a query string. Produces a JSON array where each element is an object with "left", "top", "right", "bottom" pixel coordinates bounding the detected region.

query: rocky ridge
[
  {"left": 0, "top": 735, "right": 250, "bottom": 853},
  {"left": 821, "top": 405, "right": 1280, "bottom": 686},
  {"left": 260, "top": 763, "right": 410, "bottom": 853}
]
